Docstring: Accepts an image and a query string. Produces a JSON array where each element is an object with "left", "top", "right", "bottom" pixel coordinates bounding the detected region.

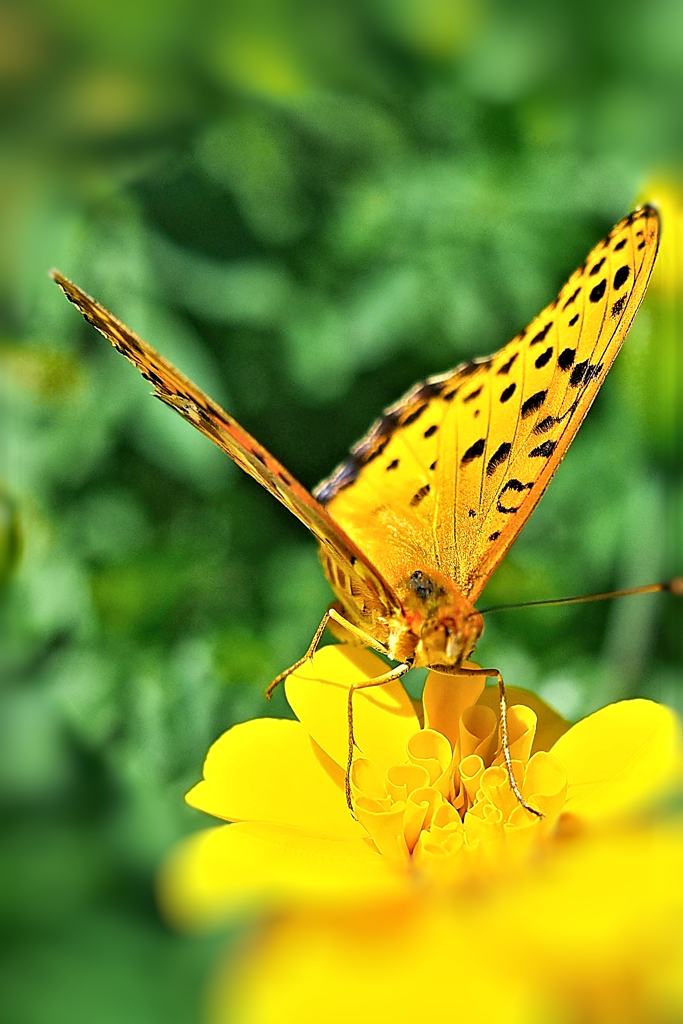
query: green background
[{"left": 1, "top": 1, "right": 682, "bottom": 1020}]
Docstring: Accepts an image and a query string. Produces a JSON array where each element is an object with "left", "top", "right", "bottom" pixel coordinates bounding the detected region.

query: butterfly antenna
[{"left": 477, "top": 577, "right": 682, "bottom": 615}]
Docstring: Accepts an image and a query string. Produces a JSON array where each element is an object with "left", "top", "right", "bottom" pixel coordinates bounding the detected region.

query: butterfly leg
[
  {"left": 459, "top": 666, "right": 543, "bottom": 819},
  {"left": 265, "top": 607, "right": 389, "bottom": 698},
  {"left": 345, "top": 663, "right": 411, "bottom": 812}
]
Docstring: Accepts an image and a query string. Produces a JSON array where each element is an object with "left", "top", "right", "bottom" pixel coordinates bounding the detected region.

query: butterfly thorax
[{"left": 389, "top": 569, "right": 483, "bottom": 669}]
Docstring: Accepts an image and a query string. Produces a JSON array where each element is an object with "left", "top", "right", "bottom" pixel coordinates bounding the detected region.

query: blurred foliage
[{"left": 0, "top": 0, "right": 682, "bottom": 1020}]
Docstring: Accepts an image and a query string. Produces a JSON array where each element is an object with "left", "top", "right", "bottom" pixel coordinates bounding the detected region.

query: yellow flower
[{"left": 161, "top": 646, "right": 683, "bottom": 1024}]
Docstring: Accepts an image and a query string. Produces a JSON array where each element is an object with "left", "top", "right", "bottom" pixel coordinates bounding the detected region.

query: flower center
[{"left": 350, "top": 702, "right": 568, "bottom": 875}]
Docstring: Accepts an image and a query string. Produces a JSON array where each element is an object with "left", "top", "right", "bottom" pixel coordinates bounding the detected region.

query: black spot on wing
[
  {"left": 500, "top": 382, "right": 516, "bottom": 403},
  {"left": 423, "top": 424, "right": 438, "bottom": 438},
  {"left": 563, "top": 287, "right": 581, "bottom": 310},
  {"left": 362, "top": 436, "right": 390, "bottom": 464},
  {"left": 461, "top": 438, "right": 485, "bottom": 464},
  {"left": 459, "top": 361, "right": 481, "bottom": 377},
  {"left": 463, "top": 386, "right": 483, "bottom": 404},
  {"left": 530, "top": 322, "right": 553, "bottom": 346},
  {"left": 488, "top": 531, "right": 501, "bottom": 541},
  {"left": 611, "top": 295, "right": 627, "bottom": 317},
  {"left": 569, "top": 360, "right": 589, "bottom": 387},
  {"left": 558, "top": 348, "right": 575, "bottom": 370},
  {"left": 486, "top": 441, "right": 512, "bottom": 476},
  {"left": 613, "top": 266, "right": 630, "bottom": 290},
  {"left": 589, "top": 279, "right": 607, "bottom": 303},
  {"left": 529, "top": 440, "right": 557, "bottom": 458},
  {"left": 614, "top": 237, "right": 627, "bottom": 251},
  {"left": 417, "top": 381, "right": 443, "bottom": 400},
  {"left": 521, "top": 390, "right": 547, "bottom": 418},
  {"left": 429, "top": 460, "right": 437, "bottom": 471},
  {"left": 468, "top": 509, "right": 476, "bottom": 518},
  {"left": 534, "top": 347, "right": 553, "bottom": 369},
  {"left": 533, "top": 416, "right": 555, "bottom": 435},
  {"left": 386, "top": 458, "right": 399, "bottom": 471},
  {"left": 497, "top": 478, "right": 533, "bottom": 514},
  {"left": 501, "top": 478, "right": 532, "bottom": 493},
  {"left": 568, "top": 313, "right": 579, "bottom": 326},
  {"left": 638, "top": 240, "right": 645, "bottom": 250},
  {"left": 410, "top": 484, "right": 431, "bottom": 507},
  {"left": 425, "top": 377, "right": 460, "bottom": 402},
  {"left": 401, "top": 404, "right": 428, "bottom": 426},
  {"left": 497, "top": 353, "right": 518, "bottom": 375},
  {"left": 351, "top": 413, "right": 399, "bottom": 466},
  {"left": 557, "top": 348, "right": 573, "bottom": 372},
  {"left": 589, "top": 257, "right": 606, "bottom": 276}
]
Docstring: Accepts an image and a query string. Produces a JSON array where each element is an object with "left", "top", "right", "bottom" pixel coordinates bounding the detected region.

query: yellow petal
[
  {"left": 160, "top": 822, "right": 403, "bottom": 930},
  {"left": 285, "top": 645, "right": 419, "bottom": 772},
  {"left": 217, "top": 901, "right": 528, "bottom": 1024},
  {"left": 422, "top": 668, "right": 485, "bottom": 748},
  {"left": 552, "top": 699, "right": 683, "bottom": 820},
  {"left": 503, "top": 752, "right": 568, "bottom": 835},
  {"left": 404, "top": 787, "right": 444, "bottom": 853},
  {"left": 460, "top": 753, "right": 485, "bottom": 803},
  {"left": 485, "top": 822, "right": 683, "bottom": 1012},
  {"left": 351, "top": 757, "right": 387, "bottom": 801},
  {"left": 386, "top": 763, "right": 430, "bottom": 802},
  {"left": 491, "top": 705, "right": 537, "bottom": 766},
  {"left": 460, "top": 704, "right": 497, "bottom": 760},
  {"left": 522, "top": 750, "right": 567, "bottom": 819},
  {"left": 185, "top": 718, "right": 363, "bottom": 839},
  {"left": 407, "top": 729, "right": 453, "bottom": 788},
  {"left": 476, "top": 684, "right": 570, "bottom": 753},
  {"left": 353, "top": 802, "right": 410, "bottom": 864}
]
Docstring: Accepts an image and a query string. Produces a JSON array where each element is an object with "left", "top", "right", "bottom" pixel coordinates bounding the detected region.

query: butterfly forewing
[
  {"left": 50, "top": 271, "right": 400, "bottom": 629},
  {"left": 316, "top": 206, "right": 659, "bottom": 600},
  {"left": 460, "top": 205, "right": 659, "bottom": 599}
]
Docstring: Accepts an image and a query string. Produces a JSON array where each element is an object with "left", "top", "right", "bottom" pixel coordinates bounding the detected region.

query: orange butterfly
[{"left": 51, "top": 205, "right": 660, "bottom": 816}]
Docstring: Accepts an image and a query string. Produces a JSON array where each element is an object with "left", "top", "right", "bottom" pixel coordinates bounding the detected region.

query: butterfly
[{"left": 51, "top": 205, "right": 660, "bottom": 816}]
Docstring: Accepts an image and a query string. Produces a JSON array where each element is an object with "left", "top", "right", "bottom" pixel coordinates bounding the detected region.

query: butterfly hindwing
[
  {"left": 50, "top": 271, "right": 400, "bottom": 626},
  {"left": 316, "top": 206, "right": 660, "bottom": 600}
]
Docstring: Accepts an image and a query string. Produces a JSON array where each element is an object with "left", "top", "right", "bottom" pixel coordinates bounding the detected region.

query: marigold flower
[{"left": 161, "top": 646, "right": 683, "bottom": 1024}]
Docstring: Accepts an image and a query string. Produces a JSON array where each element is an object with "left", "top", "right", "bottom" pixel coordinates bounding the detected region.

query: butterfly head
[{"left": 398, "top": 570, "right": 483, "bottom": 669}]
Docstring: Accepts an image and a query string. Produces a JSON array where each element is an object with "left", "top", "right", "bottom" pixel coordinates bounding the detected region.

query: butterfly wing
[
  {"left": 51, "top": 271, "right": 400, "bottom": 624},
  {"left": 315, "top": 206, "right": 660, "bottom": 601}
]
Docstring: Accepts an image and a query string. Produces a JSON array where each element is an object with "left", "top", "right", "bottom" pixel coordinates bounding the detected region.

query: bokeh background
[{"left": 1, "top": 1, "right": 682, "bottom": 1021}]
